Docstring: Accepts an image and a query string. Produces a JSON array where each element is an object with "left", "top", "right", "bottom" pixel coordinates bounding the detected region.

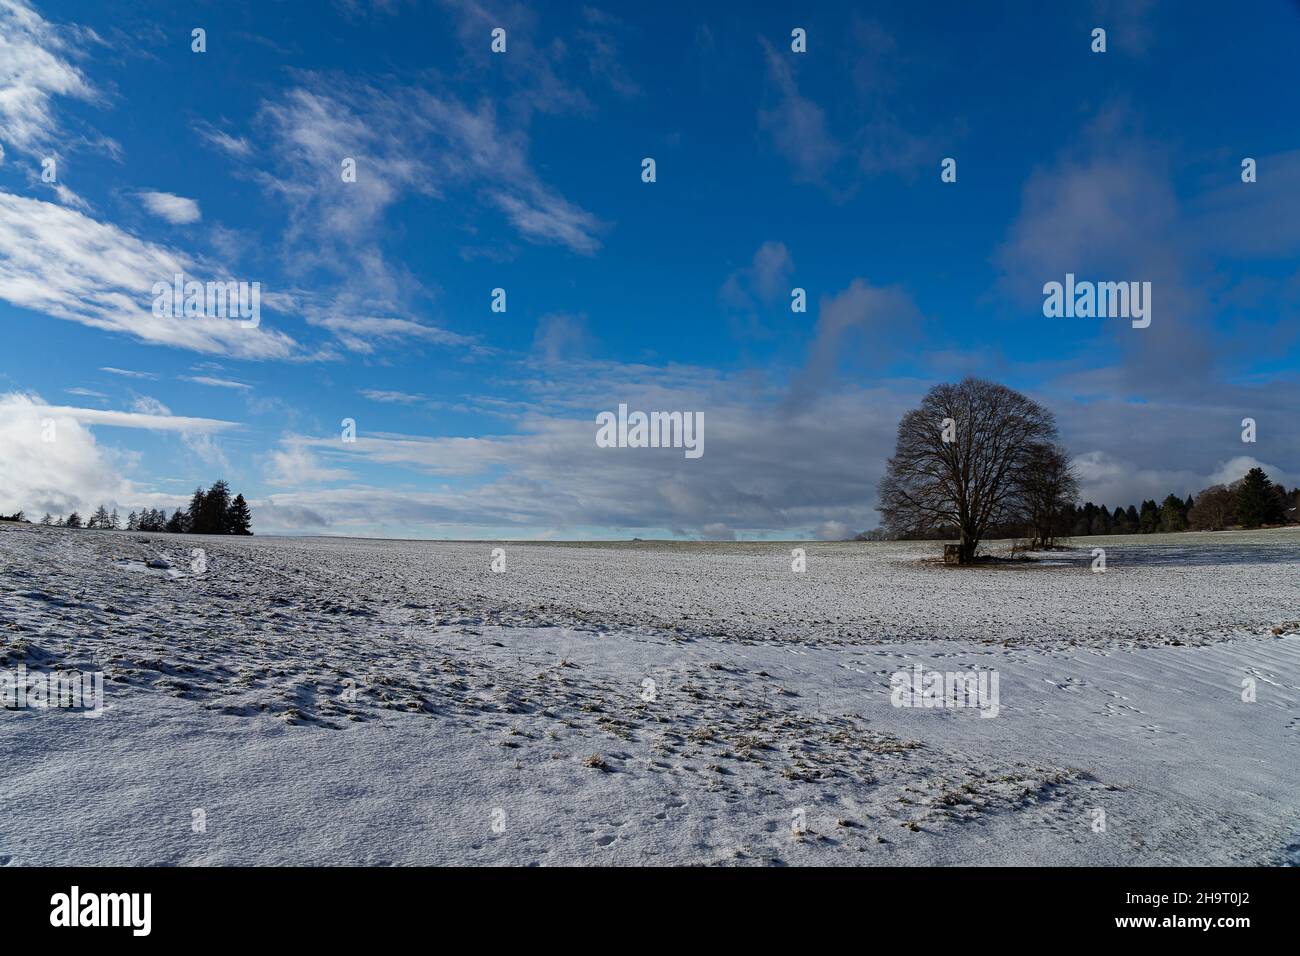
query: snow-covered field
[{"left": 1, "top": 523, "right": 1297, "bottom": 865}]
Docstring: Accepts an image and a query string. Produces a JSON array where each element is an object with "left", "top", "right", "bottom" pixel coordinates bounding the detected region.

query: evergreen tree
[
  {"left": 1056, "top": 503, "right": 1078, "bottom": 539},
  {"left": 127, "top": 511, "right": 139, "bottom": 531},
  {"left": 109, "top": 508, "right": 120, "bottom": 530},
  {"left": 226, "top": 494, "right": 253, "bottom": 535},
  {"left": 1234, "top": 467, "right": 1276, "bottom": 528},
  {"left": 1110, "top": 505, "right": 1132, "bottom": 534},
  {"left": 40, "top": 512, "right": 53, "bottom": 525},
  {"left": 65, "top": 511, "right": 83, "bottom": 528},
  {"left": 1159, "top": 494, "right": 1187, "bottom": 532},
  {"left": 1090, "top": 505, "right": 1112, "bottom": 536},
  {"left": 1125, "top": 505, "right": 1139, "bottom": 529},
  {"left": 187, "top": 487, "right": 208, "bottom": 534},
  {"left": 200, "top": 480, "right": 232, "bottom": 535},
  {"left": 1138, "top": 499, "right": 1160, "bottom": 533},
  {"left": 1107, "top": 504, "right": 1133, "bottom": 533},
  {"left": 166, "top": 509, "right": 186, "bottom": 533},
  {"left": 1268, "top": 484, "right": 1290, "bottom": 526},
  {"left": 1073, "top": 502, "right": 1095, "bottom": 536},
  {"left": 90, "top": 504, "right": 110, "bottom": 529}
]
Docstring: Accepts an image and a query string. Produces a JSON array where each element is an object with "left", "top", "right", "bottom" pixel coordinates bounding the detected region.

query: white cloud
[
  {"left": 758, "top": 39, "right": 842, "bottom": 185},
  {"left": 792, "top": 278, "right": 924, "bottom": 401},
  {"left": 0, "top": 0, "right": 97, "bottom": 156},
  {"left": 992, "top": 104, "right": 1214, "bottom": 397},
  {"left": 721, "top": 241, "right": 794, "bottom": 310},
  {"left": 100, "top": 366, "right": 157, "bottom": 379},
  {"left": 0, "top": 393, "right": 131, "bottom": 516},
  {"left": 814, "top": 520, "right": 852, "bottom": 541},
  {"left": 139, "top": 190, "right": 201, "bottom": 224},
  {"left": 360, "top": 388, "right": 428, "bottom": 404},
  {"left": 240, "top": 355, "right": 1299, "bottom": 539},
  {"left": 532, "top": 312, "right": 591, "bottom": 363},
  {"left": 303, "top": 307, "right": 477, "bottom": 355},
  {"left": 194, "top": 122, "right": 253, "bottom": 159},
  {"left": 50, "top": 181, "right": 89, "bottom": 210},
  {"left": 268, "top": 437, "right": 355, "bottom": 486},
  {"left": 261, "top": 80, "right": 602, "bottom": 256},
  {"left": 181, "top": 375, "right": 252, "bottom": 390},
  {"left": 489, "top": 188, "right": 601, "bottom": 255},
  {"left": 0, "top": 192, "right": 299, "bottom": 358},
  {"left": 257, "top": 360, "right": 904, "bottom": 537},
  {"left": 0, "top": 391, "right": 236, "bottom": 516},
  {"left": 1206, "top": 455, "right": 1293, "bottom": 489},
  {"left": 1070, "top": 449, "right": 1295, "bottom": 507},
  {"left": 33, "top": 401, "right": 237, "bottom": 433},
  {"left": 125, "top": 395, "right": 234, "bottom": 470},
  {"left": 701, "top": 523, "right": 736, "bottom": 541}
]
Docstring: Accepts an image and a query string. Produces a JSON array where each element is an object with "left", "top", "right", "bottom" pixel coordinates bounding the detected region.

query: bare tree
[
  {"left": 1020, "top": 442, "right": 1078, "bottom": 548},
  {"left": 1188, "top": 484, "right": 1234, "bottom": 530},
  {"left": 878, "top": 378, "right": 1059, "bottom": 563}
]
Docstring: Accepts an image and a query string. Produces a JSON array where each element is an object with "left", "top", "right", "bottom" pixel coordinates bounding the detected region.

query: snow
[{"left": 1, "top": 524, "right": 1297, "bottom": 865}]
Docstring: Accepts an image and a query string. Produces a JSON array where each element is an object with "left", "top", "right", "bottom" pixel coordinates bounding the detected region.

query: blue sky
[{"left": 1, "top": 0, "right": 1298, "bottom": 539}]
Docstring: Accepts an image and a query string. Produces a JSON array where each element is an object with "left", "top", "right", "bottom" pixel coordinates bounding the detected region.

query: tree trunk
[{"left": 958, "top": 526, "right": 979, "bottom": 564}]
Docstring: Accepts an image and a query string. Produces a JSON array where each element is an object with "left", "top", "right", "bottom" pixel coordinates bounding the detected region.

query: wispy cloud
[
  {"left": 532, "top": 312, "right": 592, "bottom": 363},
  {"left": 181, "top": 375, "right": 252, "bottom": 390},
  {"left": 242, "top": 79, "right": 592, "bottom": 353},
  {"left": 0, "top": 192, "right": 299, "bottom": 358},
  {"left": 268, "top": 436, "right": 355, "bottom": 486},
  {"left": 721, "top": 241, "right": 794, "bottom": 310},
  {"left": 993, "top": 102, "right": 1213, "bottom": 396},
  {"left": 360, "top": 388, "right": 429, "bottom": 404},
  {"left": 100, "top": 366, "right": 158, "bottom": 380},
  {"left": 757, "top": 39, "right": 841, "bottom": 185},
  {"left": 35, "top": 400, "right": 239, "bottom": 433},
  {"left": 259, "top": 80, "right": 603, "bottom": 256},
  {"left": 758, "top": 23, "right": 952, "bottom": 193},
  {"left": 193, "top": 121, "right": 254, "bottom": 159},
  {"left": 0, "top": 0, "right": 98, "bottom": 156}
]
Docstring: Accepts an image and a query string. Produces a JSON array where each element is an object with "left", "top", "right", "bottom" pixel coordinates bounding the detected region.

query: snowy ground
[{"left": 1, "top": 524, "right": 1297, "bottom": 865}]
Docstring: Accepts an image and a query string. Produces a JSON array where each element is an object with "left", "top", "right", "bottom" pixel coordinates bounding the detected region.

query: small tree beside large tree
[{"left": 1020, "top": 441, "right": 1078, "bottom": 548}]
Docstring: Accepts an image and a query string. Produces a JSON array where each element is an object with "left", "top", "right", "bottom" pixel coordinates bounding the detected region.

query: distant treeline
[
  {"left": 861, "top": 467, "right": 1297, "bottom": 541},
  {"left": 1060, "top": 467, "right": 1295, "bottom": 536},
  {"left": 29, "top": 480, "right": 254, "bottom": 535}
]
